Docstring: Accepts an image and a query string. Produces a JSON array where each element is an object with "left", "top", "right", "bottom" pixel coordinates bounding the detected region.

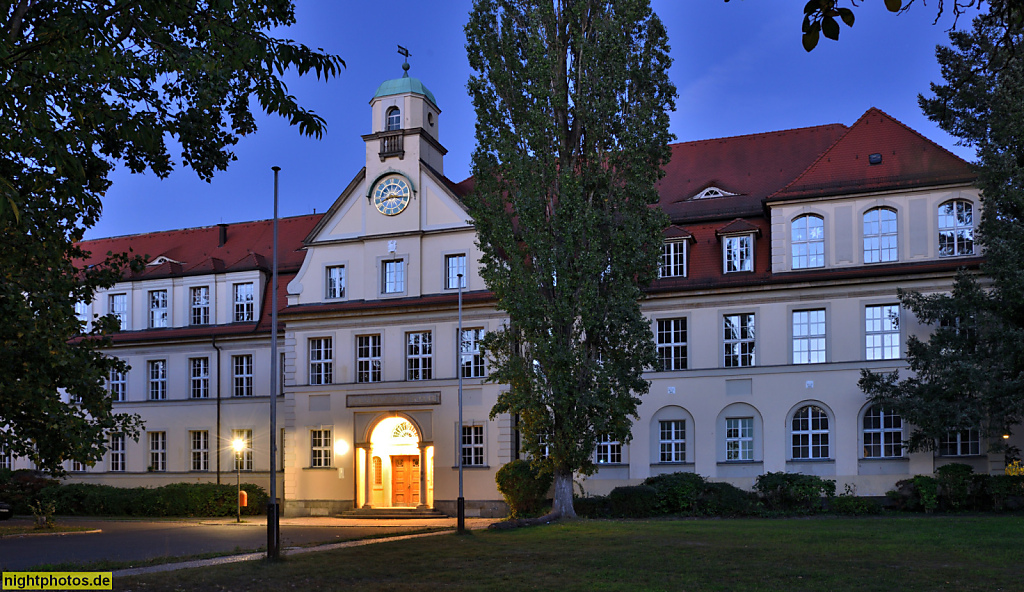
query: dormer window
[
  {"left": 659, "top": 241, "right": 687, "bottom": 278},
  {"left": 723, "top": 235, "right": 753, "bottom": 273},
  {"left": 692, "top": 186, "right": 736, "bottom": 200},
  {"left": 386, "top": 107, "right": 401, "bottom": 131}
]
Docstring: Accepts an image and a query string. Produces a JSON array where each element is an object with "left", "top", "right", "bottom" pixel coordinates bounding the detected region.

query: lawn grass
[{"left": 114, "top": 515, "right": 1024, "bottom": 591}]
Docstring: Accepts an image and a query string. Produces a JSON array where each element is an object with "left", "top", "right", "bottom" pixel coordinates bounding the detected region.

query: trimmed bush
[
  {"left": 828, "top": 494, "right": 882, "bottom": 515},
  {"left": 699, "top": 482, "right": 758, "bottom": 516},
  {"left": 989, "top": 475, "right": 1024, "bottom": 511},
  {"left": 573, "top": 495, "right": 610, "bottom": 518},
  {"left": 754, "top": 472, "right": 835, "bottom": 512},
  {"left": 608, "top": 485, "right": 658, "bottom": 518},
  {"left": 39, "top": 482, "right": 268, "bottom": 517},
  {"left": 0, "top": 469, "right": 60, "bottom": 514},
  {"left": 935, "top": 463, "right": 975, "bottom": 510},
  {"left": 643, "top": 472, "right": 706, "bottom": 515},
  {"left": 495, "top": 459, "right": 553, "bottom": 518}
]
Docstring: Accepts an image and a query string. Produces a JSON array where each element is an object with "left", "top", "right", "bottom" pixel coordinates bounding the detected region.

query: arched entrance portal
[{"left": 360, "top": 416, "right": 433, "bottom": 509}]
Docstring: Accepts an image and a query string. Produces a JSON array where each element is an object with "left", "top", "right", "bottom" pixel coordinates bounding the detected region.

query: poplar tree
[{"left": 465, "top": 0, "right": 675, "bottom": 518}]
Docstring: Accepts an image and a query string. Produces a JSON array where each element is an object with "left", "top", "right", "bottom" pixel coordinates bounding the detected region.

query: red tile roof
[{"left": 716, "top": 218, "right": 762, "bottom": 237}]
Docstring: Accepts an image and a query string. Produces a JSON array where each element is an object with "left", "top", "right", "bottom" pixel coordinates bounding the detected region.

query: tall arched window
[
  {"left": 385, "top": 107, "right": 401, "bottom": 131},
  {"left": 791, "top": 215, "right": 824, "bottom": 269},
  {"left": 862, "top": 405, "right": 903, "bottom": 458},
  {"left": 791, "top": 405, "right": 829, "bottom": 459},
  {"left": 863, "top": 207, "right": 898, "bottom": 263},
  {"left": 938, "top": 199, "right": 974, "bottom": 257}
]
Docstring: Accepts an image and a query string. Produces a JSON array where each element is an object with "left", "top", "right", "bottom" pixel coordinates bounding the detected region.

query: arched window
[
  {"left": 863, "top": 207, "right": 898, "bottom": 263},
  {"left": 791, "top": 215, "right": 824, "bottom": 269},
  {"left": 938, "top": 200, "right": 974, "bottom": 257},
  {"left": 862, "top": 405, "right": 903, "bottom": 458},
  {"left": 385, "top": 107, "right": 401, "bottom": 131},
  {"left": 791, "top": 405, "right": 829, "bottom": 459}
]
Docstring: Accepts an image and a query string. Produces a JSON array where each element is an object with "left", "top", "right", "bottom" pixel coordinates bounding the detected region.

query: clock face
[{"left": 372, "top": 176, "right": 411, "bottom": 216}]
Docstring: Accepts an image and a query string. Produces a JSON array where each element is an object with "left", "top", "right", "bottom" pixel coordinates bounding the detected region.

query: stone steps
[{"left": 338, "top": 507, "right": 449, "bottom": 520}]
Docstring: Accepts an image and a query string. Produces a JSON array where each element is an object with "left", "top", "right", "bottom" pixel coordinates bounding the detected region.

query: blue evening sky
[{"left": 86, "top": 1, "right": 978, "bottom": 239}]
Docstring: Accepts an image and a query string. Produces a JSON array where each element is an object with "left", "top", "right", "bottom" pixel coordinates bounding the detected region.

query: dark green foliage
[
  {"left": 936, "top": 463, "right": 976, "bottom": 510},
  {"left": 495, "top": 459, "right": 554, "bottom": 518},
  {"left": 572, "top": 495, "right": 611, "bottom": 518},
  {"left": 0, "top": 470, "right": 60, "bottom": 514},
  {"left": 988, "top": 475, "right": 1024, "bottom": 510},
  {"left": 608, "top": 485, "right": 658, "bottom": 518},
  {"left": 699, "top": 482, "right": 759, "bottom": 517},
  {"left": 642, "top": 471, "right": 707, "bottom": 514},
  {"left": 754, "top": 472, "right": 836, "bottom": 512},
  {"left": 828, "top": 494, "right": 883, "bottom": 516},
  {"left": 39, "top": 482, "right": 268, "bottom": 517}
]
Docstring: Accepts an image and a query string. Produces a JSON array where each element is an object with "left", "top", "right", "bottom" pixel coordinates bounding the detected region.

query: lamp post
[
  {"left": 232, "top": 438, "right": 245, "bottom": 523},
  {"left": 457, "top": 273, "right": 465, "bottom": 534},
  {"left": 268, "top": 166, "right": 281, "bottom": 559}
]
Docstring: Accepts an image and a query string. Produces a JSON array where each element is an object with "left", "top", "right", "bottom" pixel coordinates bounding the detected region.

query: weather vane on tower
[{"left": 398, "top": 45, "right": 411, "bottom": 78}]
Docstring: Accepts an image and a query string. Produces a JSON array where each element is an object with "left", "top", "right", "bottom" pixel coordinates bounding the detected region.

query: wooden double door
[{"left": 390, "top": 455, "right": 420, "bottom": 507}]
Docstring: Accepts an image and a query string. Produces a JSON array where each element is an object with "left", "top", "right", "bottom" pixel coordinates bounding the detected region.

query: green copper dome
[{"left": 372, "top": 75, "right": 437, "bottom": 107}]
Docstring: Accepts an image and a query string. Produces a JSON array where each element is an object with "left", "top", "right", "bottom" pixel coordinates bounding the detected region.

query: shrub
[
  {"left": 699, "top": 482, "right": 758, "bottom": 516},
  {"left": 643, "top": 472, "right": 706, "bottom": 515},
  {"left": 573, "top": 495, "right": 610, "bottom": 518},
  {"left": 989, "top": 475, "right": 1024, "bottom": 511},
  {"left": 754, "top": 472, "right": 836, "bottom": 512},
  {"left": 40, "top": 482, "right": 268, "bottom": 517},
  {"left": 608, "top": 485, "right": 658, "bottom": 518},
  {"left": 495, "top": 459, "right": 553, "bottom": 518},
  {"left": 0, "top": 470, "right": 60, "bottom": 514},
  {"left": 828, "top": 486, "right": 881, "bottom": 515},
  {"left": 935, "top": 463, "right": 974, "bottom": 510}
]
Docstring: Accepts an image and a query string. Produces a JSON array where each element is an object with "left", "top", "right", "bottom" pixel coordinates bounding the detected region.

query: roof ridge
[
  {"left": 80, "top": 213, "right": 323, "bottom": 244},
  {"left": 670, "top": 122, "right": 848, "bottom": 148},
  {"left": 766, "top": 116, "right": 859, "bottom": 201}
]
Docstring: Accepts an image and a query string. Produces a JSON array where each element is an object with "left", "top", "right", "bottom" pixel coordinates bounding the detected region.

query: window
[
  {"left": 110, "top": 433, "right": 126, "bottom": 472},
  {"left": 233, "top": 283, "right": 254, "bottom": 322},
  {"left": 723, "top": 235, "right": 753, "bottom": 273},
  {"left": 460, "top": 328, "right": 486, "bottom": 378},
  {"left": 792, "top": 406, "right": 829, "bottom": 460},
  {"left": 71, "top": 460, "right": 85, "bottom": 472},
  {"left": 792, "top": 309, "right": 826, "bottom": 364},
  {"left": 863, "top": 207, "right": 898, "bottom": 263},
  {"left": 108, "top": 368, "right": 126, "bottom": 402},
  {"left": 311, "top": 429, "right": 332, "bottom": 467},
  {"left": 940, "top": 429, "right": 981, "bottom": 456},
  {"left": 938, "top": 200, "right": 974, "bottom": 257},
  {"left": 190, "top": 286, "right": 210, "bottom": 325},
  {"left": 109, "top": 293, "right": 128, "bottom": 330},
  {"left": 233, "top": 355, "right": 253, "bottom": 397},
  {"left": 446, "top": 254, "right": 467, "bottom": 289},
  {"left": 660, "top": 241, "right": 687, "bottom": 278},
  {"left": 75, "top": 301, "right": 89, "bottom": 329},
  {"left": 865, "top": 304, "right": 900, "bottom": 360},
  {"left": 149, "top": 431, "right": 166, "bottom": 472},
  {"left": 382, "top": 259, "right": 405, "bottom": 294},
  {"left": 791, "top": 215, "right": 824, "bottom": 269},
  {"left": 0, "top": 448, "right": 11, "bottom": 471},
  {"left": 309, "top": 338, "right": 333, "bottom": 385},
  {"left": 406, "top": 331, "right": 433, "bottom": 381},
  {"left": 373, "top": 456, "right": 383, "bottom": 485},
  {"left": 862, "top": 406, "right": 903, "bottom": 458},
  {"left": 386, "top": 106, "right": 401, "bottom": 131},
  {"left": 189, "top": 357, "right": 209, "bottom": 399},
  {"left": 148, "top": 290, "right": 168, "bottom": 328},
  {"left": 190, "top": 430, "right": 209, "bottom": 471},
  {"left": 657, "top": 318, "right": 687, "bottom": 371},
  {"left": 536, "top": 432, "right": 550, "bottom": 460},
  {"left": 148, "top": 360, "right": 166, "bottom": 400},
  {"left": 325, "top": 265, "right": 346, "bottom": 299},
  {"left": 723, "top": 313, "right": 755, "bottom": 367},
  {"left": 461, "top": 425, "right": 485, "bottom": 466},
  {"left": 356, "top": 335, "right": 382, "bottom": 383},
  {"left": 725, "top": 418, "right": 754, "bottom": 461},
  {"left": 232, "top": 429, "right": 253, "bottom": 471},
  {"left": 659, "top": 420, "right": 686, "bottom": 463},
  {"left": 596, "top": 434, "right": 622, "bottom": 464}
]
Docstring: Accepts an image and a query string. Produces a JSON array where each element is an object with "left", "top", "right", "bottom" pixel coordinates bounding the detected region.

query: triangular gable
[
  {"left": 304, "top": 168, "right": 368, "bottom": 244},
  {"left": 769, "top": 108, "right": 976, "bottom": 201},
  {"left": 663, "top": 225, "right": 695, "bottom": 242},
  {"left": 715, "top": 218, "right": 762, "bottom": 237}
]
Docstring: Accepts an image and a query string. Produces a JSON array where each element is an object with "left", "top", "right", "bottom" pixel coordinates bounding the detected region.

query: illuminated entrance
[{"left": 359, "top": 415, "right": 433, "bottom": 509}]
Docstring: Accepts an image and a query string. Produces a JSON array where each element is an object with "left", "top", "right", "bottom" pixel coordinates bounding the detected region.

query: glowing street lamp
[{"left": 232, "top": 437, "right": 245, "bottom": 523}]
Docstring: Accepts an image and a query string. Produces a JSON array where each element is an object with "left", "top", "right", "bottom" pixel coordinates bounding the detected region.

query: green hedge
[
  {"left": 38, "top": 482, "right": 268, "bottom": 517},
  {"left": 608, "top": 485, "right": 659, "bottom": 518},
  {"left": 495, "top": 459, "right": 553, "bottom": 518},
  {"left": 0, "top": 470, "right": 60, "bottom": 514},
  {"left": 754, "top": 472, "right": 835, "bottom": 513},
  {"left": 887, "top": 466, "right": 1024, "bottom": 513},
  {"left": 642, "top": 472, "right": 707, "bottom": 515}
]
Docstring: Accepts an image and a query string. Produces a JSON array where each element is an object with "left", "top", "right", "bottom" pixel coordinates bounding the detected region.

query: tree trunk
[{"left": 551, "top": 465, "right": 577, "bottom": 519}]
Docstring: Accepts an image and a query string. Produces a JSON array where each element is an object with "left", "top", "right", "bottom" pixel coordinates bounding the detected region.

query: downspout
[{"left": 213, "top": 335, "right": 223, "bottom": 484}]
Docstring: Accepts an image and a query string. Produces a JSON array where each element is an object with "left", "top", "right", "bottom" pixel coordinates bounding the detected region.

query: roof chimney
[{"left": 218, "top": 223, "right": 228, "bottom": 247}]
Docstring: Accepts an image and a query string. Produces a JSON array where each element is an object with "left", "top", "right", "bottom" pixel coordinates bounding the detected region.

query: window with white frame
[
  {"left": 189, "top": 357, "right": 209, "bottom": 399},
  {"left": 865, "top": 304, "right": 900, "bottom": 360},
  {"left": 660, "top": 241, "right": 687, "bottom": 278},
  {"left": 0, "top": 448, "right": 11, "bottom": 471},
  {"left": 659, "top": 420, "right": 686, "bottom": 463},
  {"left": 536, "top": 432, "right": 550, "bottom": 460},
  {"left": 596, "top": 434, "right": 622, "bottom": 464},
  {"left": 725, "top": 417, "right": 754, "bottom": 461},
  {"left": 190, "top": 430, "right": 209, "bottom": 471},
  {"left": 149, "top": 431, "right": 166, "bottom": 471},
  {"left": 386, "top": 106, "right": 401, "bottom": 131},
  {"left": 233, "top": 283, "right": 254, "bottom": 322},
  {"left": 657, "top": 318, "right": 687, "bottom": 371},
  {"left": 75, "top": 301, "right": 89, "bottom": 329},
  {"left": 723, "top": 234, "right": 753, "bottom": 273},
  {"left": 356, "top": 335, "right": 382, "bottom": 383},
  {"left": 233, "top": 355, "right": 253, "bottom": 397},
  {"left": 148, "top": 360, "right": 167, "bottom": 400},
  {"left": 460, "top": 328, "right": 486, "bottom": 378},
  {"left": 148, "top": 289, "right": 168, "bottom": 328},
  {"left": 110, "top": 433, "right": 126, "bottom": 472},
  {"left": 792, "top": 406, "right": 829, "bottom": 460},
  {"left": 108, "top": 367, "right": 126, "bottom": 402},
  {"left": 792, "top": 309, "right": 826, "bottom": 364},
  {"left": 862, "top": 406, "right": 903, "bottom": 458},
  {"left": 325, "top": 265, "right": 346, "bottom": 299},
  {"left": 863, "top": 207, "right": 898, "bottom": 263},
  {"left": 71, "top": 460, "right": 85, "bottom": 472},
  {"left": 308, "top": 338, "right": 333, "bottom": 385},
  {"left": 461, "top": 425, "right": 485, "bottom": 466},
  {"left": 190, "top": 286, "right": 210, "bottom": 325},
  {"left": 939, "top": 428, "right": 981, "bottom": 456},
  {"left": 723, "top": 313, "right": 755, "bottom": 367},
  {"left": 791, "top": 215, "right": 825, "bottom": 269},
  {"left": 446, "top": 254, "right": 467, "bottom": 289},
  {"left": 232, "top": 429, "right": 253, "bottom": 471},
  {"left": 406, "top": 331, "right": 433, "bottom": 380},
  {"left": 109, "top": 293, "right": 128, "bottom": 330},
  {"left": 310, "top": 429, "right": 332, "bottom": 467},
  {"left": 382, "top": 259, "right": 405, "bottom": 294},
  {"left": 938, "top": 200, "right": 974, "bottom": 257}
]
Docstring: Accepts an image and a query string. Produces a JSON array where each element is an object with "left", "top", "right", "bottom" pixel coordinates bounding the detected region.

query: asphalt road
[{"left": 0, "top": 517, "right": 428, "bottom": 570}]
